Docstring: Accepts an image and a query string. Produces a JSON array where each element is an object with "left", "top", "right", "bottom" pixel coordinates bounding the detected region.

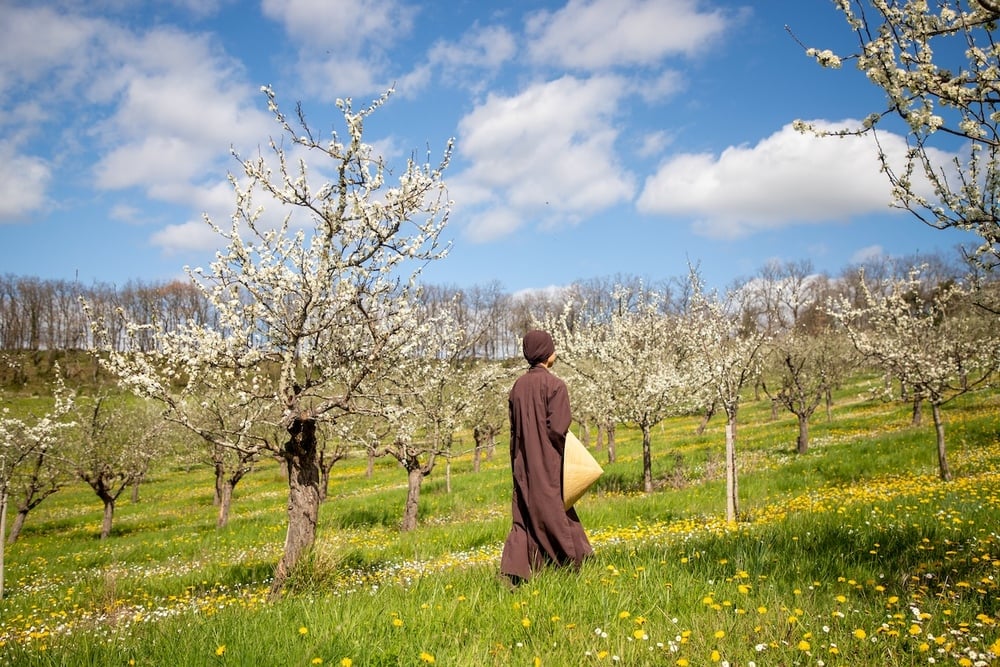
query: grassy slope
[{"left": 1, "top": 373, "right": 998, "bottom": 666}]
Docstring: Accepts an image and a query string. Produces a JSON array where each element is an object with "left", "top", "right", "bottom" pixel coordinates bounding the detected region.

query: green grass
[{"left": 2, "top": 376, "right": 999, "bottom": 666}]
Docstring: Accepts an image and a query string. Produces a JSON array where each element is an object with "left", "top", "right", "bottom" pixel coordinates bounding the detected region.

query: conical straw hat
[{"left": 563, "top": 430, "right": 603, "bottom": 510}]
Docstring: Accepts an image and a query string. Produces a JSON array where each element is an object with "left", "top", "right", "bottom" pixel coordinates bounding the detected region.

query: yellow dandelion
[
  {"left": 340, "top": 659, "right": 353, "bottom": 667},
  {"left": 757, "top": 605, "right": 768, "bottom": 614},
  {"left": 990, "top": 638, "right": 1000, "bottom": 654},
  {"left": 533, "top": 657, "right": 541, "bottom": 667},
  {"left": 311, "top": 659, "right": 323, "bottom": 665},
  {"left": 958, "top": 659, "right": 973, "bottom": 667},
  {"left": 521, "top": 617, "right": 531, "bottom": 628},
  {"left": 633, "top": 629, "right": 647, "bottom": 640},
  {"left": 597, "top": 650, "right": 609, "bottom": 659},
  {"left": 392, "top": 618, "right": 404, "bottom": 627},
  {"left": 714, "top": 630, "right": 725, "bottom": 639},
  {"left": 419, "top": 651, "right": 435, "bottom": 664},
  {"left": 676, "top": 659, "right": 690, "bottom": 667},
  {"left": 550, "top": 615, "right": 561, "bottom": 623},
  {"left": 797, "top": 640, "right": 811, "bottom": 651},
  {"left": 710, "top": 649, "right": 721, "bottom": 662},
  {"left": 908, "top": 624, "right": 922, "bottom": 636},
  {"left": 918, "top": 642, "right": 930, "bottom": 653},
  {"left": 619, "top": 611, "right": 631, "bottom": 619},
  {"left": 216, "top": 645, "right": 226, "bottom": 656},
  {"left": 829, "top": 646, "right": 840, "bottom": 655},
  {"left": 853, "top": 629, "right": 867, "bottom": 640},
  {"left": 835, "top": 595, "right": 847, "bottom": 603},
  {"left": 299, "top": 626, "right": 309, "bottom": 636}
]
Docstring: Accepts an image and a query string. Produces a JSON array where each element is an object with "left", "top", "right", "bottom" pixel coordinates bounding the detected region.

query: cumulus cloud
[
  {"left": 0, "top": 144, "right": 50, "bottom": 222},
  {"left": 636, "top": 120, "right": 952, "bottom": 239},
  {"left": 261, "top": 0, "right": 417, "bottom": 99},
  {"left": 452, "top": 75, "right": 636, "bottom": 242},
  {"left": 525, "top": 0, "right": 728, "bottom": 69}
]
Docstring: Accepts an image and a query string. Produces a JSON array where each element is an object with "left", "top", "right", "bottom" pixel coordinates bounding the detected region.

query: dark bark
[
  {"left": 269, "top": 416, "right": 321, "bottom": 598},
  {"left": 932, "top": 402, "right": 952, "bottom": 482},
  {"left": 641, "top": 423, "right": 653, "bottom": 493}
]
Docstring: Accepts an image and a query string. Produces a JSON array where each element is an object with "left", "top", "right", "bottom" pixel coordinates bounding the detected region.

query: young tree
[
  {"left": 0, "top": 377, "right": 74, "bottom": 598},
  {"left": 760, "top": 327, "right": 855, "bottom": 453},
  {"left": 90, "top": 88, "right": 451, "bottom": 595},
  {"left": 68, "top": 394, "right": 165, "bottom": 539},
  {"left": 799, "top": 0, "right": 1000, "bottom": 269},
  {"left": 559, "top": 285, "right": 687, "bottom": 493},
  {"left": 829, "top": 267, "right": 998, "bottom": 480},
  {"left": 677, "top": 272, "right": 767, "bottom": 523}
]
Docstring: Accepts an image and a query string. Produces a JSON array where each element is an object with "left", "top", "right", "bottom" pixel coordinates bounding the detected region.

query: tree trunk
[
  {"left": 596, "top": 425, "right": 604, "bottom": 451},
  {"left": 130, "top": 478, "right": 141, "bottom": 504},
  {"left": 641, "top": 423, "right": 653, "bottom": 494},
  {"left": 214, "top": 461, "right": 225, "bottom": 506},
  {"left": 6, "top": 508, "right": 27, "bottom": 544},
  {"left": 366, "top": 450, "right": 375, "bottom": 478},
  {"left": 401, "top": 465, "right": 424, "bottom": 532},
  {"left": 796, "top": 413, "right": 809, "bottom": 454},
  {"left": 445, "top": 458, "right": 452, "bottom": 494},
  {"left": 270, "top": 417, "right": 321, "bottom": 598},
  {"left": 606, "top": 422, "right": 616, "bottom": 464},
  {"left": 0, "top": 487, "right": 7, "bottom": 600},
  {"left": 319, "top": 467, "right": 330, "bottom": 502},
  {"left": 932, "top": 402, "right": 952, "bottom": 482},
  {"left": 217, "top": 481, "right": 234, "bottom": 529},
  {"left": 725, "top": 416, "right": 739, "bottom": 523},
  {"left": 911, "top": 396, "right": 923, "bottom": 427},
  {"left": 100, "top": 497, "right": 115, "bottom": 540}
]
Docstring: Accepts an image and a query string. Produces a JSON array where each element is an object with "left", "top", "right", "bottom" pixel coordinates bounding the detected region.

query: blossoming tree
[
  {"left": 828, "top": 267, "right": 997, "bottom": 480},
  {"left": 677, "top": 272, "right": 767, "bottom": 523},
  {"left": 91, "top": 87, "right": 452, "bottom": 594},
  {"left": 558, "top": 285, "right": 688, "bottom": 493},
  {"left": 801, "top": 0, "right": 1000, "bottom": 268},
  {"left": 0, "top": 375, "right": 74, "bottom": 599}
]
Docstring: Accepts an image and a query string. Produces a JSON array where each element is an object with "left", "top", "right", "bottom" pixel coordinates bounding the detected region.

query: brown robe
[{"left": 500, "top": 365, "right": 593, "bottom": 581}]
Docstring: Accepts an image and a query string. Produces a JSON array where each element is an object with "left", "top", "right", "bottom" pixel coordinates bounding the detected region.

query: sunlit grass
[{"left": 2, "top": 376, "right": 998, "bottom": 665}]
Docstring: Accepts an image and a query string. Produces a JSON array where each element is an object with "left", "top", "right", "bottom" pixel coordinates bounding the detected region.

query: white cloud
[
  {"left": 453, "top": 75, "right": 636, "bottom": 241},
  {"left": 851, "top": 244, "right": 884, "bottom": 264},
  {"left": 150, "top": 219, "right": 223, "bottom": 254},
  {"left": 525, "top": 0, "right": 728, "bottom": 69},
  {"left": 261, "top": 0, "right": 416, "bottom": 99},
  {"left": 0, "top": 144, "right": 50, "bottom": 222},
  {"left": 636, "top": 120, "right": 950, "bottom": 239}
]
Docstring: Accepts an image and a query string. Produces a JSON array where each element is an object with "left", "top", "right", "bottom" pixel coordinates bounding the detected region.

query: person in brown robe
[{"left": 500, "top": 329, "right": 593, "bottom": 584}]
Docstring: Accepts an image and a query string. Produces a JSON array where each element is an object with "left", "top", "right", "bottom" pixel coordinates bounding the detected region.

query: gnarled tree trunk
[{"left": 270, "top": 417, "right": 321, "bottom": 598}]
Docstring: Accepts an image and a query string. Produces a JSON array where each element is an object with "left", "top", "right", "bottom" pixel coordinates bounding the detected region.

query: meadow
[{"left": 1, "top": 377, "right": 998, "bottom": 666}]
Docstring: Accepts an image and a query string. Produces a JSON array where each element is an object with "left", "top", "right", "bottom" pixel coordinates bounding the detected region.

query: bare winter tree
[{"left": 88, "top": 87, "right": 452, "bottom": 595}]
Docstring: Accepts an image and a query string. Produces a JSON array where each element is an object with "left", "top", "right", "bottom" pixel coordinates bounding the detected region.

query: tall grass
[{"left": 2, "top": 377, "right": 998, "bottom": 666}]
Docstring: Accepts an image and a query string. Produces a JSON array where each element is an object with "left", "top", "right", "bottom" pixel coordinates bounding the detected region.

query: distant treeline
[{"left": 0, "top": 250, "right": 988, "bottom": 358}]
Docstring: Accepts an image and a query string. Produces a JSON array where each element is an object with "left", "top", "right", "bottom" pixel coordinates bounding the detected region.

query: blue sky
[{"left": 0, "top": 0, "right": 981, "bottom": 294}]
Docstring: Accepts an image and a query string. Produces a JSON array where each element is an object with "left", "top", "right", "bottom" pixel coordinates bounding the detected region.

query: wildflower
[
  {"left": 216, "top": 645, "right": 226, "bottom": 656},
  {"left": 677, "top": 659, "right": 690, "bottom": 667},
  {"left": 853, "top": 629, "right": 867, "bottom": 640},
  {"left": 711, "top": 649, "right": 721, "bottom": 662},
  {"left": 419, "top": 651, "right": 435, "bottom": 663},
  {"left": 619, "top": 611, "right": 631, "bottom": 619},
  {"left": 908, "top": 624, "right": 922, "bottom": 635},
  {"left": 533, "top": 657, "right": 541, "bottom": 667},
  {"left": 797, "top": 640, "right": 811, "bottom": 651},
  {"left": 311, "top": 659, "right": 323, "bottom": 665},
  {"left": 341, "top": 660, "right": 353, "bottom": 667},
  {"left": 393, "top": 618, "right": 404, "bottom": 627},
  {"left": 756, "top": 606, "right": 768, "bottom": 614},
  {"left": 299, "top": 626, "right": 309, "bottom": 636},
  {"left": 633, "top": 629, "right": 647, "bottom": 640},
  {"left": 522, "top": 617, "right": 531, "bottom": 628},
  {"left": 714, "top": 630, "right": 725, "bottom": 639}
]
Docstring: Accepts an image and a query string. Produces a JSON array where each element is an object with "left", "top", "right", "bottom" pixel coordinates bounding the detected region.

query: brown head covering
[{"left": 522, "top": 329, "right": 555, "bottom": 366}]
